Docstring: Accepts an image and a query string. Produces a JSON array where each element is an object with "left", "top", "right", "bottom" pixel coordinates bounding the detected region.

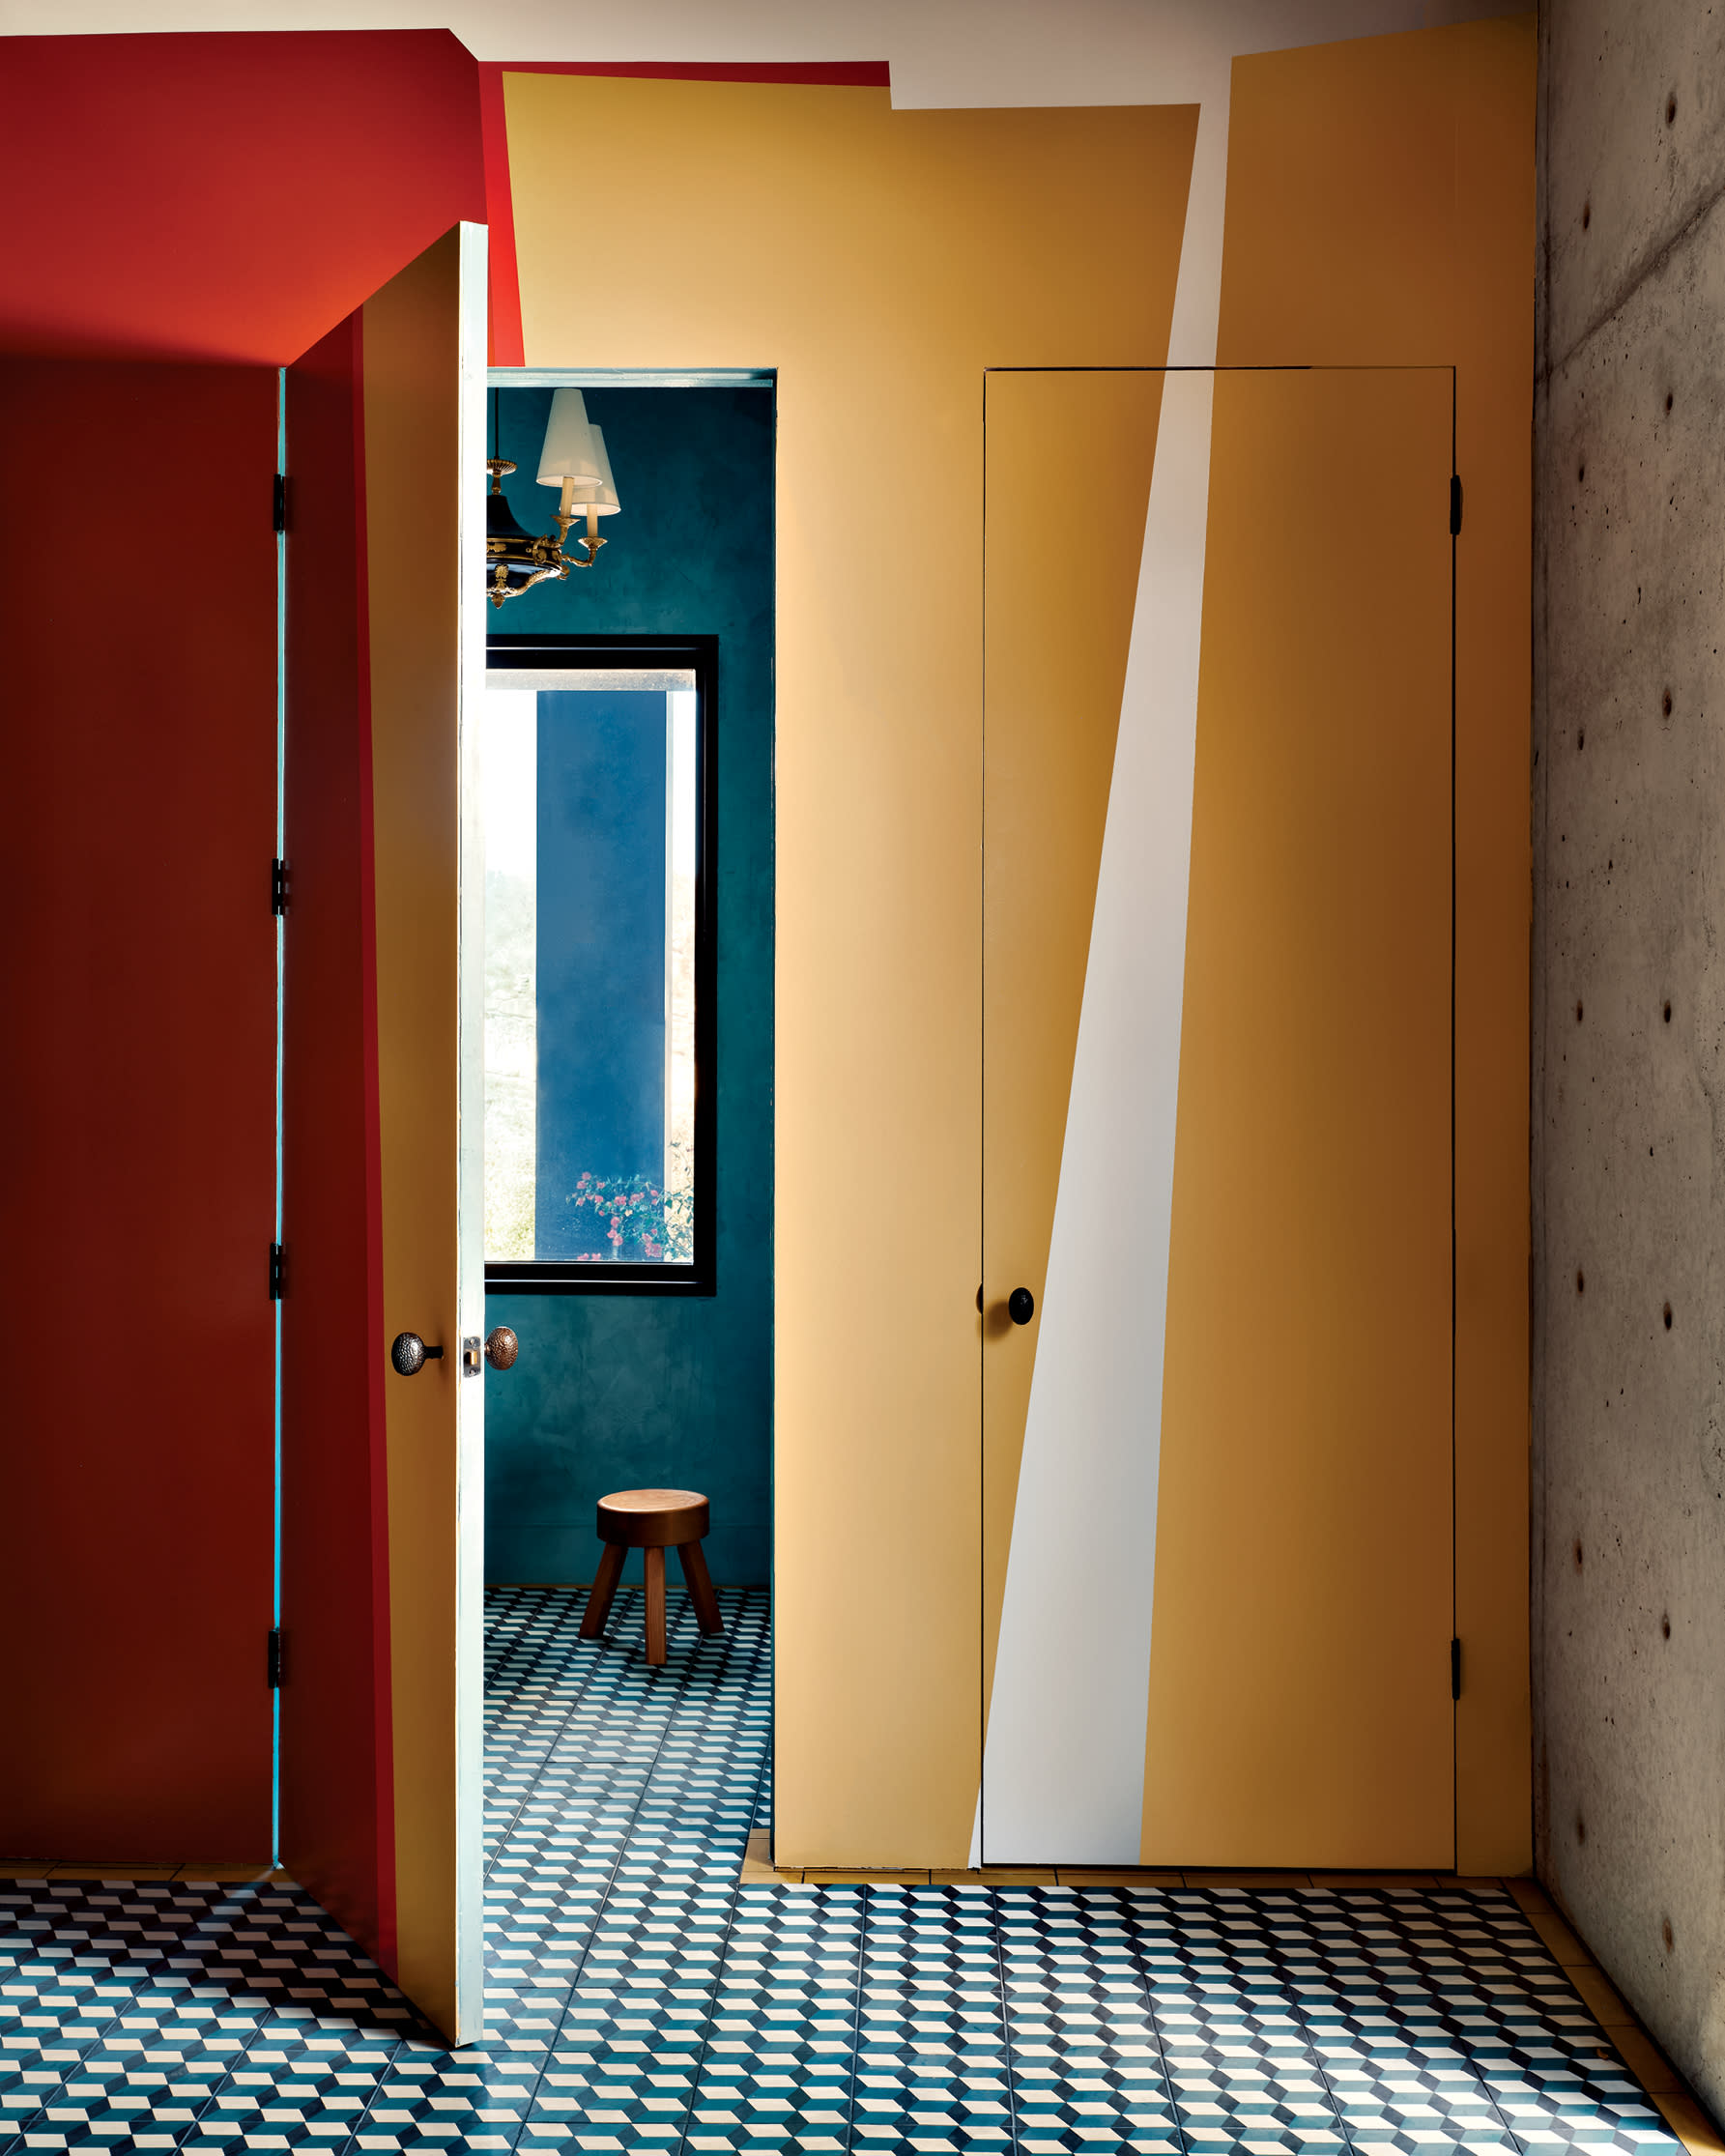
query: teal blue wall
[{"left": 484, "top": 387, "right": 773, "bottom": 1586}]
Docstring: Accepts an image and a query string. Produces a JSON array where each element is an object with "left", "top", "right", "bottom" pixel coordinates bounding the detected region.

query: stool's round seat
[
  {"left": 596, "top": 1487, "right": 709, "bottom": 1550},
  {"left": 584, "top": 1488, "right": 723, "bottom": 1666}
]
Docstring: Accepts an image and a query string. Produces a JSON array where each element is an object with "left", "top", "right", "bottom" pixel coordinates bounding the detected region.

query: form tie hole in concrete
[
  {"left": 1665, "top": 1000, "right": 1673, "bottom": 1022},
  {"left": 1665, "top": 1303, "right": 1673, "bottom": 1330},
  {"left": 1666, "top": 95, "right": 1677, "bottom": 125},
  {"left": 1662, "top": 1613, "right": 1672, "bottom": 1640},
  {"left": 1582, "top": 201, "right": 1592, "bottom": 231},
  {"left": 1578, "top": 461, "right": 1586, "bottom": 482},
  {"left": 1577, "top": 728, "right": 1586, "bottom": 750},
  {"left": 1576, "top": 1000, "right": 1584, "bottom": 1022},
  {"left": 1573, "top": 1538, "right": 1584, "bottom": 1570},
  {"left": 1666, "top": 391, "right": 1674, "bottom": 414},
  {"left": 1576, "top": 1813, "right": 1588, "bottom": 1844},
  {"left": 1576, "top": 1269, "right": 1586, "bottom": 1294},
  {"left": 1663, "top": 1916, "right": 1676, "bottom": 1952},
  {"left": 1663, "top": 688, "right": 1674, "bottom": 717}
]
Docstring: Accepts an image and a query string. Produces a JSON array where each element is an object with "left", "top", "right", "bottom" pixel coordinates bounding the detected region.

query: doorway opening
[{"left": 475, "top": 375, "right": 777, "bottom": 1971}]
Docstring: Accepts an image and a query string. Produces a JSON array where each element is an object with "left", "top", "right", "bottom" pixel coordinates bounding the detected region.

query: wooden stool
[{"left": 579, "top": 1488, "right": 724, "bottom": 1665}]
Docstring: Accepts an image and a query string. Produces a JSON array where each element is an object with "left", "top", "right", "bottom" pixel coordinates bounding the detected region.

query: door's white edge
[{"left": 453, "top": 216, "right": 491, "bottom": 2046}]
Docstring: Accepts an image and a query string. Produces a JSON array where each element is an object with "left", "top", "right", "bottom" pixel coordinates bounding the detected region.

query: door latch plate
[{"left": 462, "top": 1336, "right": 482, "bottom": 1376}]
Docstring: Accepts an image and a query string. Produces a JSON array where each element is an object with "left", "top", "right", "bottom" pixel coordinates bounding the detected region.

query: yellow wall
[
  {"left": 503, "top": 27, "right": 1534, "bottom": 1869},
  {"left": 507, "top": 76, "right": 1196, "bottom": 1863},
  {"left": 1147, "top": 364, "right": 1455, "bottom": 1866},
  {"left": 1218, "top": 15, "right": 1536, "bottom": 1874}
]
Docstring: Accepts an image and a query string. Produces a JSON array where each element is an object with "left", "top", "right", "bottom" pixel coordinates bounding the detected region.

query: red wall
[
  {"left": 0, "top": 31, "right": 485, "bottom": 364},
  {"left": 0, "top": 357, "right": 279, "bottom": 1856},
  {"left": 0, "top": 30, "right": 877, "bottom": 1868},
  {"left": 0, "top": 25, "right": 479, "bottom": 1869}
]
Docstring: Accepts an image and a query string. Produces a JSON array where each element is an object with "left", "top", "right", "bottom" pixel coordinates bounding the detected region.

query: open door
[{"left": 279, "top": 223, "right": 488, "bottom": 2041}]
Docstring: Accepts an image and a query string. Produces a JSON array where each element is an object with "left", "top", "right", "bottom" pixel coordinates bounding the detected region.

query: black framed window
[{"left": 482, "top": 635, "right": 715, "bottom": 1293}]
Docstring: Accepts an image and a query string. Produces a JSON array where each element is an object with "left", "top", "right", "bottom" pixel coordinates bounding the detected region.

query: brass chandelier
[{"left": 486, "top": 388, "right": 621, "bottom": 608}]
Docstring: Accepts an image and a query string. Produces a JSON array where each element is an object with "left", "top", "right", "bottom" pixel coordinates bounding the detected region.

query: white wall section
[
  {"left": 0, "top": 1, "right": 1534, "bottom": 102},
  {"left": 1165, "top": 71, "right": 1230, "bottom": 366}
]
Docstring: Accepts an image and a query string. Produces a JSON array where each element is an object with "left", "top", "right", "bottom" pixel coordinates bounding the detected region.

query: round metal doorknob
[
  {"left": 390, "top": 1332, "right": 446, "bottom": 1377},
  {"left": 484, "top": 1326, "right": 520, "bottom": 1370},
  {"left": 1008, "top": 1287, "right": 1036, "bottom": 1326}
]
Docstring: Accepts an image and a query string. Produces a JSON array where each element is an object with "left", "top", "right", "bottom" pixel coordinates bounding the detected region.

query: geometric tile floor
[{"left": 0, "top": 1583, "right": 1698, "bottom": 2155}]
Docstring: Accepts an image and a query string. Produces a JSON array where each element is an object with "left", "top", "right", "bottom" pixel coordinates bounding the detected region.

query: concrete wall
[{"left": 1535, "top": 0, "right": 1725, "bottom": 2116}]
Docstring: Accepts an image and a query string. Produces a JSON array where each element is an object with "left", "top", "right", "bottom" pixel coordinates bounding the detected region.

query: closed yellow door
[{"left": 983, "top": 365, "right": 1454, "bottom": 1868}]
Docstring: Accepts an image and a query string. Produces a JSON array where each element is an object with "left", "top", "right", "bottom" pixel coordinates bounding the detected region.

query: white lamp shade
[
  {"left": 552, "top": 424, "right": 621, "bottom": 516},
  {"left": 536, "top": 387, "right": 604, "bottom": 487},
  {"left": 572, "top": 425, "right": 620, "bottom": 514}
]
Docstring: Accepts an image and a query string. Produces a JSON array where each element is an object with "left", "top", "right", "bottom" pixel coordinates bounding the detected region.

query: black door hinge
[
  {"left": 1451, "top": 1637, "right": 1462, "bottom": 1700},
  {"left": 1450, "top": 474, "right": 1463, "bottom": 536},
  {"left": 272, "top": 857, "right": 290, "bottom": 916},
  {"left": 269, "top": 1241, "right": 286, "bottom": 1301},
  {"left": 273, "top": 474, "right": 287, "bottom": 534},
  {"left": 267, "top": 1629, "right": 285, "bottom": 1689}
]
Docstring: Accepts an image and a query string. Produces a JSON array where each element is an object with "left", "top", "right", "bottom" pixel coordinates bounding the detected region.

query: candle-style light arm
[{"left": 550, "top": 474, "right": 606, "bottom": 568}]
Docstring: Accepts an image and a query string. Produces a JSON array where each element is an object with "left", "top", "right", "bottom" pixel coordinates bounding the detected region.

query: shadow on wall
[{"left": 483, "top": 386, "right": 774, "bottom": 1589}]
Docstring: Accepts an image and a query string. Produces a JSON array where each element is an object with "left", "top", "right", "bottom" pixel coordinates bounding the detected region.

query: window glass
[
  {"left": 482, "top": 689, "right": 538, "bottom": 1256},
  {"left": 482, "top": 665, "right": 703, "bottom": 1277}
]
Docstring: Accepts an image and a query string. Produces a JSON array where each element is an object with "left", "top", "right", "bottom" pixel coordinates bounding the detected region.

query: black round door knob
[
  {"left": 484, "top": 1326, "right": 520, "bottom": 1370},
  {"left": 1008, "top": 1287, "right": 1036, "bottom": 1326},
  {"left": 390, "top": 1332, "right": 446, "bottom": 1377}
]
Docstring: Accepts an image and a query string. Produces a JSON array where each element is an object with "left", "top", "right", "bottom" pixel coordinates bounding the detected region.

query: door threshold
[{"left": 0, "top": 1859, "right": 291, "bottom": 1882}]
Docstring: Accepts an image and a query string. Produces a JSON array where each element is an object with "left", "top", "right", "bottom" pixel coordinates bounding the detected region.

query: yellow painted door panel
[
  {"left": 981, "top": 366, "right": 1452, "bottom": 1867},
  {"left": 981, "top": 369, "right": 1164, "bottom": 1724},
  {"left": 1143, "top": 366, "right": 1453, "bottom": 1867},
  {"left": 364, "top": 225, "right": 489, "bottom": 2038}
]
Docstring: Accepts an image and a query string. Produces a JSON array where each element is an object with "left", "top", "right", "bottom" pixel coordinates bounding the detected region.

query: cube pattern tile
[{"left": 0, "top": 1584, "right": 1682, "bottom": 2155}]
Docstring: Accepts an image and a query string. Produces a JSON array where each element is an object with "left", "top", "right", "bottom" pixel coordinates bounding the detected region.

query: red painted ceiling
[{"left": 0, "top": 31, "right": 486, "bottom": 364}]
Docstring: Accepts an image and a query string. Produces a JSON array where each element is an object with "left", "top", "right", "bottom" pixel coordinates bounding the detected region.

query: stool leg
[
  {"left": 581, "top": 1543, "right": 625, "bottom": 1639},
  {"left": 677, "top": 1538, "right": 724, "bottom": 1635},
  {"left": 644, "top": 1547, "right": 667, "bottom": 1664}
]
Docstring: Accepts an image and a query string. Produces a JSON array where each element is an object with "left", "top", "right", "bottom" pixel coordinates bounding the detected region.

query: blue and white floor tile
[{"left": 0, "top": 1582, "right": 1688, "bottom": 2155}]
